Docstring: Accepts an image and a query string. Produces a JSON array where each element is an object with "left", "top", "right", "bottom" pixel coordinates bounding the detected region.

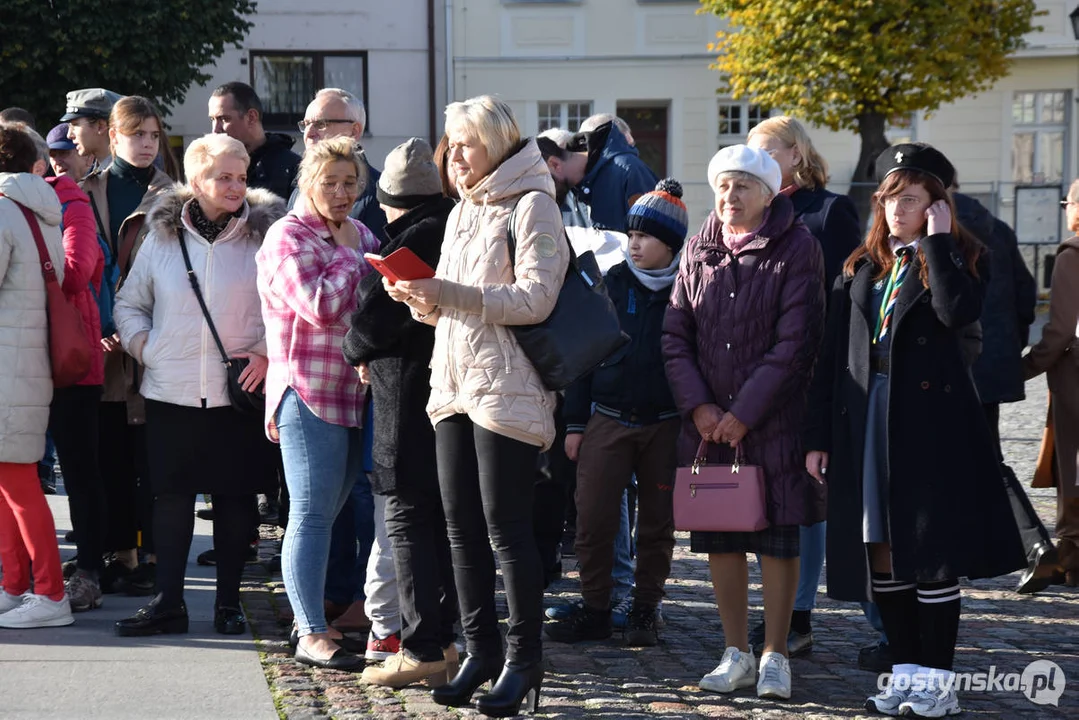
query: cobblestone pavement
[{"left": 241, "top": 376, "right": 1079, "bottom": 719}]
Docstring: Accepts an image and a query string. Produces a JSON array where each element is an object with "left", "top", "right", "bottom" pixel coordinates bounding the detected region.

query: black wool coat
[
  {"left": 790, "top": 187, "right": 863, "bottom": 291},
  {"left": 804, "top": 233, "right": 1027, "bottom": 602},
  {"left": 342, "top": 197, "right": 455, "bottom": 495},
  {"left": 954, "top": 193, "right": 1037, "bottom": 405}
]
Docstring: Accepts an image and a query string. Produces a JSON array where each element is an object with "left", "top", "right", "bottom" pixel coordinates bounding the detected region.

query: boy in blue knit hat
[{"left": 548, "top": 179, "right": 689, "bottom": 648}]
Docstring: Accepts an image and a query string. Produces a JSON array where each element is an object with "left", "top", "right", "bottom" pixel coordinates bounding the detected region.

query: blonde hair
[
  {"left": 184, "top": 134, "right": 249, "bottom": 186},
  {"left": 747, "top": 115, "right": 829, "bottom": 190},
  {"left": 298, "top": 136, "right": 366, "bottom": 196},
  {"left": 444, "top": 95, "right": 521, "bottom": 168},
  {"left": 1069, "top": 178, "right": 1079, "bottom": 203}
]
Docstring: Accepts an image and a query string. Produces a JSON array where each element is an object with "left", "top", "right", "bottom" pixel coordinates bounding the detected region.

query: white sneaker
[
  {"left": 0, "top": 593, "right": 74, "bottom": 629},
  {"left": 0, "top": 590, "right": 24, "bottom": 614},
  {"left": 898, "top": 687, "right": 961, "bottom": 717},
  {"left": 866, "top": 685, "right": 911, "bottom": 716},
  {"left": 700, "top": 646, "right": 756, "bottom": 693},
  {"left": 756, "top": 651, "right": 792, "bottom": 700}
]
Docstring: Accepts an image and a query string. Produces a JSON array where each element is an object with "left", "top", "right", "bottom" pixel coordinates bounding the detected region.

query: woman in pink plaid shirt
[{"left": 256, "top": 137, "right": 379, "bottom": 671}]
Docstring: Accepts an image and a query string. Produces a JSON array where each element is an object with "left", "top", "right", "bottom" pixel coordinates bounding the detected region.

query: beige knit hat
[{"left": 376, "top": 138, "right": 443, "bottom": 208}]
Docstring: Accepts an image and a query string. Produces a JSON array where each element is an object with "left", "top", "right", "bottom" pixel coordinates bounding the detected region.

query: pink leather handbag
[{"left": 673, "top": 440, "right": 769, "bottom": 532}]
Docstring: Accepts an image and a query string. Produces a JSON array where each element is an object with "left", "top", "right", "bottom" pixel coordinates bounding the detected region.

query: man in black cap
[
  {"left": 209, "top": 81, "right": 300, "bottom": 201},
  {"left": 46, "top": 123, "right": 91, "bottom": 180},
  {"left": 62, "top": 88, "right": 123, "bottom": 172}
]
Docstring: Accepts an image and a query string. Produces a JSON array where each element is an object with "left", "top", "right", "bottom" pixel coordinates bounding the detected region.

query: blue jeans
[
  {"left": 324, "top": 473, "right": 375, "bottom": 606},
  {"left": 277, "top": 388, "right": 363, "bottom": 636},
  {"left": 612, "top": 488, "right": 634, "bottom": 599},
  {"left": 795, "top": 521, "right": 826, "bottom": 612}
]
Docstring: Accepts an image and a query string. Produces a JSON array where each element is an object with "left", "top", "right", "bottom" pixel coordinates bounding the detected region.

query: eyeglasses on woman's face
[
  {"left": 877, "top": 194, "right": 927, "bottom": 212},
  {"left": 319, "top": 180, "right": 360, "bottom": 196},
  {"left": 1061, "top": 198, "right": 1078, "bottom": 208}
]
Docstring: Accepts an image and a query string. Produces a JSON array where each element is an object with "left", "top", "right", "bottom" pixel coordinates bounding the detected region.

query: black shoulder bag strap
[
  {"left": 505, "top": 191, "right": 580, "bottom": 273},
  {"left": 178, "top": 235, "right": 233, "bottom": 370},
  {"left": 88, "top": 193, "right": 109, "bottom": 248}
]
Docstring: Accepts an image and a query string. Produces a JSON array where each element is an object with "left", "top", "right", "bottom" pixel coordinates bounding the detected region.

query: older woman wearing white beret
[{"left": 662, "top": 145, "right": 826, "bottom": 701}]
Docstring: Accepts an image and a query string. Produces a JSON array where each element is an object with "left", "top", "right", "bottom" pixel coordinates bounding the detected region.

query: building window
[
  {"left": 1012, "top": 90, "right": 1068, "bottom": 184},
  {"left": 717, "top": 101, "right": 769, "bottom": 144},
  {"left": 538, "top": 102, "right": 593, "bottom": 133},
  {"left": 251, "top": 51, "right": 369, "bottom": 131}
]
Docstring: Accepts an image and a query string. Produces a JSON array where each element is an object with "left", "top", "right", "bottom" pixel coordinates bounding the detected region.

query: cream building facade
[
  {"left": 166, "top": 0, "right": 449, "bottom": 170},
  {"left": 448, "top": 0, "right": 1078, "bottom": 242}
]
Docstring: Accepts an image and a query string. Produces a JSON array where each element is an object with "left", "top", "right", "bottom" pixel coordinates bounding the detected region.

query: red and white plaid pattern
[{"left": 256, "top": 208, "right": 379, "bottom": 439}]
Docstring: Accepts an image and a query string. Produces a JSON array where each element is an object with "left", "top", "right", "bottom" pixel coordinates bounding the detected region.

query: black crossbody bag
[{"left": 178, "top": 236, "right": 265, "bottom": 415}]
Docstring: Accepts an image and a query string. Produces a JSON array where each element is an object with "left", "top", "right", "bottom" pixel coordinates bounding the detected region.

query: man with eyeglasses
[
  {"left": 209, "top": 82, "right": 300, "bottom": 201},
  {"left": 288, "top": 88, "right": 388, "bottom": 244}
]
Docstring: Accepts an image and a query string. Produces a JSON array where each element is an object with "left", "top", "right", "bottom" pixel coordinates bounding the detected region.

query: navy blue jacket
[
  {"left": 572, "top": 122, "right": 658, "bottom": 232},
  {"left": 955, "top": 193, "right": 1036, "bottom": 404},
  {"left": 789, "top": 186, "right": 862, "bottom": 290},
  {"left": 564, "top": 261, "right": 677, "bottom": 433}
]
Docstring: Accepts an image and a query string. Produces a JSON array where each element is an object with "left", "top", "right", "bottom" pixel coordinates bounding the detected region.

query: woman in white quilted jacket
[
  {"left": 112, "top": 133, "right": 285, "bottom": 638},
  {"left": 0, "top": 125, "right": 74, "bottom": 629},
  {"left": 386, "top": 95, "right": 569, "bottom": 718}
]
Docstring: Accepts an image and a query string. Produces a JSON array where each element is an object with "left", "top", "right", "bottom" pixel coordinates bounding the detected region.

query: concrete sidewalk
[{"left": 0, "top": 493, "right": 277, "bottom": 720}]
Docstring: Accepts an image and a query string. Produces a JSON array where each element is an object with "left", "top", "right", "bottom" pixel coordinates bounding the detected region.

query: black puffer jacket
[
  {"left": 564, "top": 261, "right": 677, "bottom": 433},
  {"left": 955, "top": 193, "right": 1037, "bottom": 404},
  {"left": 248, "top": 133, "right": 301, "bottom": 201}
]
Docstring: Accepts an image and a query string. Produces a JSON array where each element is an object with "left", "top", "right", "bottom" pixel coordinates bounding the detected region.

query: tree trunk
[{"left": 847, "top": 112, "right": 890, "bottom": 230}]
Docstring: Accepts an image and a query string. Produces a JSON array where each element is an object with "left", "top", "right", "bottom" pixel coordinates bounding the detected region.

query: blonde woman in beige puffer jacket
[{"left": 385, "top": 96, "right": 567, "bottom": 714}]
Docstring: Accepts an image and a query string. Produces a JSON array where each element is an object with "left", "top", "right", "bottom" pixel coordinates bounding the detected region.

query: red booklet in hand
[{"left": 364, "top": 247, "right": 436, "bottom": 284}]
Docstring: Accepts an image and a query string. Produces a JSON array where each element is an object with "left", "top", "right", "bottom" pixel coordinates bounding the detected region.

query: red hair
[{"left": 843, "top": 169, "right": 982, "bottom": 287}]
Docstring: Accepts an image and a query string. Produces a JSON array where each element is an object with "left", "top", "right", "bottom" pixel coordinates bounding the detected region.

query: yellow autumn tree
[{"left": 700, "top": 0, "right": 1039, "bottom": 200}]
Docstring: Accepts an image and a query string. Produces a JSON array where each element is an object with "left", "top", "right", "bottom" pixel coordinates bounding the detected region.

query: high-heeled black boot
[
  {"left": 431, "top": 654, "right": 504, "bottom": 707},
  {"left": 475, "top": 661, "right": 543, "bottom": 717}
]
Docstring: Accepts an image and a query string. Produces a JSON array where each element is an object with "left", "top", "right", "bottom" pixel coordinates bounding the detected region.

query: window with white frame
[
  {"left": 538, "top": 102, "right": 593, "bottom": 133},
  {"left": 717, "top": 101, "right": 769, "bottom": 145},
  {"left": 1012, "top": 90, "right": 1068, "bottom": 185},
  {"left": 251, "top": 51, "right": 368, "bottom": 131}
]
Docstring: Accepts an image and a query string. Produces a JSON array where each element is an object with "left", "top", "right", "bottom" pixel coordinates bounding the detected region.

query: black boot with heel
[
  {"left": 475, "top": 661, "right": 543, "bottom": 717},
  {"left": 431, "top": 654, "right": 504, "bottom": 707}
]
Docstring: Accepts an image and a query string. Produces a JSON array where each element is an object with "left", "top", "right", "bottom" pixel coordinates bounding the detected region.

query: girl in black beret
[{"left": 804, "top": 143, "right": 1026, "bottom": 717}]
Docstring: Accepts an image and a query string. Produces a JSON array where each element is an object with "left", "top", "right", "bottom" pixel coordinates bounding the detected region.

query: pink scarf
[{"left": 722, "top": 208, "right": 771, "bottom": 254}]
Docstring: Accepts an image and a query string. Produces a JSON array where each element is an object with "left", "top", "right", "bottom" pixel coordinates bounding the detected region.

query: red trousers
[{"left": 0, "top": 463, "right": 64, "bottom": 600}]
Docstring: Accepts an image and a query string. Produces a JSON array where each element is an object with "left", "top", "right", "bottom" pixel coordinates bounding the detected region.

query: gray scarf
[{"left": 623, "top": 246, "right": 680, "bottom": 292}]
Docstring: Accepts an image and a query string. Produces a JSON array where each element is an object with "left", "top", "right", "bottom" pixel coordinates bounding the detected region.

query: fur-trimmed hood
[{"left": 146, "top": 185, "right": 286, "bottom": 243}]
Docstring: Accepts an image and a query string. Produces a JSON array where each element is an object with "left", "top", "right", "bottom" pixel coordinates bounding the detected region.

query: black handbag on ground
[
  {"left": 505, "top": 192, "right": 629, "bottom": 391},
  {"left": 178, "top": 236, "right": 265, "bottom": 415}
]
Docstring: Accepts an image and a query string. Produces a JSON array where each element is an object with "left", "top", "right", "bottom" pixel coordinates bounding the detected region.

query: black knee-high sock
[
  {"left": 871, "top": 572, "right": 919, "bottom": 665},
  {"left": 916, "top": 579, "right": 961, "bottom": 671}
]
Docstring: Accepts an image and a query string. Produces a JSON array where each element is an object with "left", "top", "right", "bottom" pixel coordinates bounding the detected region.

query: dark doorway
[{"left": 617, "top": 105, "right": 668, "bottom": 178}]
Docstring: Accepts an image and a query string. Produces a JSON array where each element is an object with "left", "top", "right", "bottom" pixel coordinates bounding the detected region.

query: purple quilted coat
[{"left": 662, "top": 193, "right": 827, "bottom": 526}]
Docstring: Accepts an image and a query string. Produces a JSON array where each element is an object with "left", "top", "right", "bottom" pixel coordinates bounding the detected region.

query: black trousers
[
  {"left": 50, "top": 385, "right": 106, "bottom": 573},
  {"left": 533, "top": 395, "right": 573, "bottom": 583},
  {"left": 385, "top": 478, "right": 458, "bottom": 662},
  {"left": 436, "top": 415, "right": 543, "bottom": 664},
  {"left": 98, "top": 401, "right": 148, "bottom": 552},
  {"left": 983, "top": 403, "right": 1052, "bottom": 557},
  {"left": 154, "top": 492, "right": 257, "bottom": 610}
]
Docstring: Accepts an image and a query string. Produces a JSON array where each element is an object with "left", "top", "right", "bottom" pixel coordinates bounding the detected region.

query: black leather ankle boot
[
  {"left": 431, "top": 653, "right": 504, "bottom": 707},
  {"left": 475, "top": 661, "right": 543, "bottom": 717}
]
